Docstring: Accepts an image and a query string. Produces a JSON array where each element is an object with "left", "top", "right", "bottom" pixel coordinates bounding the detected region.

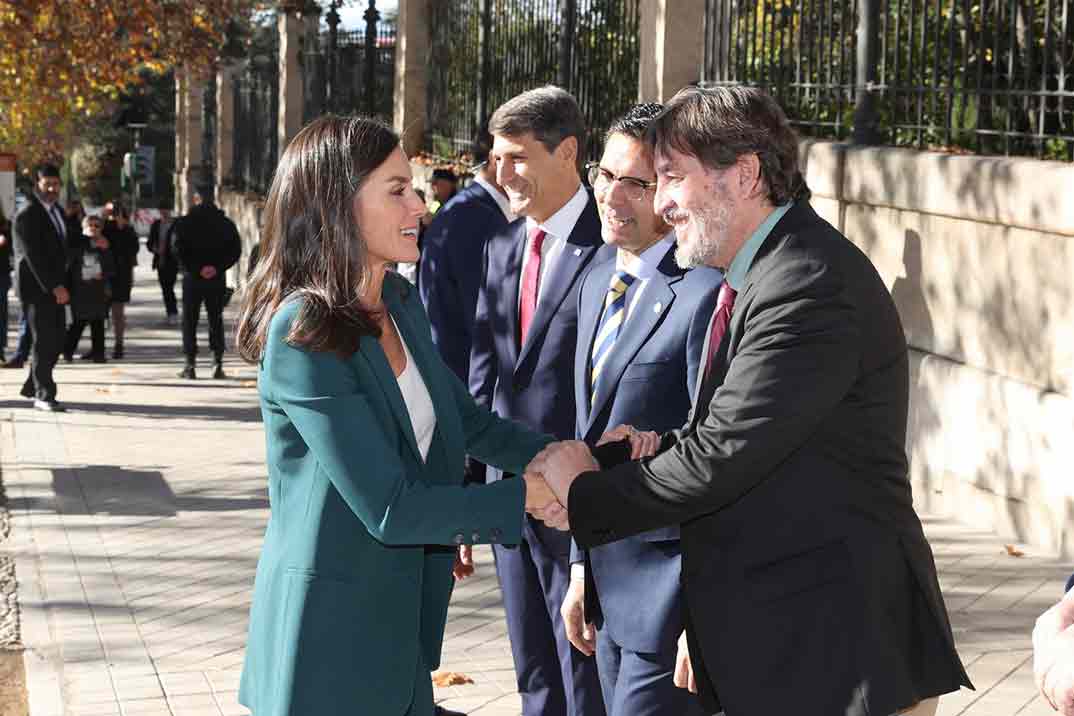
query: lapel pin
[
  {"left": 653, "top": 302, "right": 662, "bottom": 313},
  {"left": 573, "top": 248, "right": 582, "bottom": 256}
]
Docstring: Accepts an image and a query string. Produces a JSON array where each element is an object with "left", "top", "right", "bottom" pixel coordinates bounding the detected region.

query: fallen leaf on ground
[
  {"left": 1004, "top": 544, "right": 1025, "bottom": 557},
  {"left": 431, "top": 671, "right": 474, "bottom": 687}
]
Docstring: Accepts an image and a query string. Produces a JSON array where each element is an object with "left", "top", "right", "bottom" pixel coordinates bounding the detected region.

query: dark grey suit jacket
[{"left": 573, "top": 202, "right": 972, "bottom": 715}]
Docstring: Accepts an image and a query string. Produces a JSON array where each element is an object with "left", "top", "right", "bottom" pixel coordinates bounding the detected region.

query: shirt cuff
[{"left": 570, "top": 563, "right": 585, "bottom": 582}]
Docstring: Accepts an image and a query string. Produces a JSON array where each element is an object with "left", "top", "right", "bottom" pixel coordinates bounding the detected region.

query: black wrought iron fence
[
  {"left": 231, "top": 51, "right": 280, "bottom": 195},
  {"left": 426, "top": 0, "right": 640, "bottom": 161},
  {"left": 202, "top": 79, "right": 217, "bottom": 198},
  {"left": 702, "top": 0, "right": 1074, "bottom": 160},
  {"left": 303, "top": 20, "right": 397, "bottom": 123}
]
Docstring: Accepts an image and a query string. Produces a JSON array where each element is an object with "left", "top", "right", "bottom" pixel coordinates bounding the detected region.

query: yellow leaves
[{"left": 0, "top": 0, "right": 259, "bottom": 163}]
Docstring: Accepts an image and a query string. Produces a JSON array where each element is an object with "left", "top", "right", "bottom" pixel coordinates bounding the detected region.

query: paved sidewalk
[{"left": 1, "top": 265, "right": 1070, "bottom": 716}]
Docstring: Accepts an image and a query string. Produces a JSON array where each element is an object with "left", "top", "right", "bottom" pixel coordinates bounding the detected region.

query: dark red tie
[
  {"left": 519, "top": 227, "right": 547, "bottom": 347},
  {"left": 703, "top": 281, "right": 737, "bottom": 382}
]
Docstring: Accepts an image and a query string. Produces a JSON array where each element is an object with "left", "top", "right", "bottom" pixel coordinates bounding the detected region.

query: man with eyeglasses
[{"left": 562, "top": 104, "right": 720, "bottom": 716}]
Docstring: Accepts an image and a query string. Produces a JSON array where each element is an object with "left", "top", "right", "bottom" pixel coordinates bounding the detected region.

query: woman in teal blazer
[{"left": 235, "top": 116, "right": 560, "bottom": 716}]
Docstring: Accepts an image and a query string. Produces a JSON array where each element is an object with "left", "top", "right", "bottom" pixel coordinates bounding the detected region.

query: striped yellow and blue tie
[{"left": 590, "top": 270, "right": 637, "bottom": 405}]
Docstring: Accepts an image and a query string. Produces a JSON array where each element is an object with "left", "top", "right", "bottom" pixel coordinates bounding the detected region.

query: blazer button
[
  {"left": 453, "top": 532, "right": 465, "bottom": 545},
  {"left": 471, "top": 531, "right": 481, "bottom": 543},
  {"left": 490, "top": 527, "right": 502, "bottom": 543}
]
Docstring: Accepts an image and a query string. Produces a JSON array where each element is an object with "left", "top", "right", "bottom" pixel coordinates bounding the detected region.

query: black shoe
[
  {"left": 112, "top": 347, "right": 124, "bottom": 359},
  {"left": 91, "top": 355, "right": 107, "bottom": 364},
  {"left": 212, "top": 363, "right": 226, "bottom": 379},
  {"left": 178, "top": 364, "right": 196, "bottom": 380},
  {"left": 434, "top": 707, "right": 468, "bottom": 716},
  {"left": 79, "top": 352, "right": 94, "bottom": 361},
  {"left": 33, "top": 399, "right": 65, "bottom": 412},
  {"left": 5, "top": 357, "right": 25, "bottom": 369},
  {"left": 63, "top": 353, "right": 73, "bottom": 363},
  {"left": 19, "top": 384, "right": 35, "bottom": 399}
]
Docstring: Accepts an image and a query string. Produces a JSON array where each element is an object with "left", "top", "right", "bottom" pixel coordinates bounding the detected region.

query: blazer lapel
[
  {"left": 501, "top": 221, "right": 526, "bottom": 367},
  {"left": 355, "top": 288, "right": 424, "bottom": 466},
  {"left": 384, "top": 283, "right": 463, "bottom": 474},
  {"left": 575, "top": 259, "right": 614, "bottom": 437},
  {"left": 586, "top": 263, "right": 679, "bottom": 438},
  {"left": 516, "top": 203, "right": 601, "bottom": 370}
]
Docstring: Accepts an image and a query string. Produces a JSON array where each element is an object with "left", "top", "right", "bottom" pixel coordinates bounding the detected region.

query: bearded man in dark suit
[{"left": 528, "top": 86, "right": 973, "bottom": 716}]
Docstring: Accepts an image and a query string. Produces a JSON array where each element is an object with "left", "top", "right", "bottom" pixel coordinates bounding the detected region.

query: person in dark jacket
[
  {"left": 0, "top": 205, "right": 12, "bottom": 363},
  {"left": 146, "top": 202, "right": 179, "bottom": 325},
  {"left": 14, "top": 164, "right": 71, "bottom": 411},
  {"left": 102, "top": 203, "right": 139, "bottom": 358},
  {"left": 63, "top": 214, "right": 115, "bottom": 363},
  {"left": 172, "top": 188, "right": 241, "bottom": 379}
]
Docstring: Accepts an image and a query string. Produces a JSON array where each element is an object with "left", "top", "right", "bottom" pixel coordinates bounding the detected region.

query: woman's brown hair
[{"left": 236, "top": 115, "right": 399, "bottom": 362}]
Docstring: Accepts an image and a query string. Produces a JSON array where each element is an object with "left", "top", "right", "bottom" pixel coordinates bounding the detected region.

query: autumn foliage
[{"left": 0, "top": 0, "right": 265, "bottom": 165}]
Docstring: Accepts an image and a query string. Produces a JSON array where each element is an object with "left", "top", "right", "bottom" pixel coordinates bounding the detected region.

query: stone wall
[
  {"left": 801, "top": 141, "right": 1074, "bottom": 557},
  {"left": 218, "top": 189, "right": 265, "bottom": 293}
]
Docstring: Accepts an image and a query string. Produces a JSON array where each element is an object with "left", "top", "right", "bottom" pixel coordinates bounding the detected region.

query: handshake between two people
[{"left": 521, "top": 424, "right": 661, "bottom": 531}]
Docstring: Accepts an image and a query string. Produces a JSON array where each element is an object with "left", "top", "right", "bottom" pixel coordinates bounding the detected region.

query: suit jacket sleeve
[
  {"left": 147, "top": 221, "right": 160, "bottom": 253},
  {"left": 467, "top": 236, "right": 497, "bottom": 408},
  {"left": 15, "top": 208, "right": 65, "bottom": 294},
  {"left": 219, "top": 218, "right": 242, "bottom": 271},
  {"left": 446, "top": 367, "right": 553, "bottom": 473},
  {"left": 569, "top": 256, "right": 861, "bottom": 548},
  {"left": 264, "top": 307, "right": 527, "bottom": 547}
]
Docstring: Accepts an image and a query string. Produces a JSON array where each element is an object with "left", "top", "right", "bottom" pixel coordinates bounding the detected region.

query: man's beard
[{"left": 674, "top": 204, "right": 732, "bottom": 270}]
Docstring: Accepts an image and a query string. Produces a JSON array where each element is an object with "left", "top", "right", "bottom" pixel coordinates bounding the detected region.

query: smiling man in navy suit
[
  {"left": 563, "top": 104, "right": 719, "bottom": 716},
  {"left": 469, "top": 86, "right": 611, "bottom": 716}
]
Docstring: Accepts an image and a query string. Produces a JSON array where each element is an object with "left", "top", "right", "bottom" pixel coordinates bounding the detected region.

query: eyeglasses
[{"left": 586, "top": 163, "right": 658, "bottom": 202}]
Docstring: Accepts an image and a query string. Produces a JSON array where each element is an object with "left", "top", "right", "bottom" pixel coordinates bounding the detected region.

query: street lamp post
[{"left": 127, "top": 122, "right": 147, "bottom": 225}]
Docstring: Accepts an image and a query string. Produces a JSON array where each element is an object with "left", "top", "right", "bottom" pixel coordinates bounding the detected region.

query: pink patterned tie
[{"left": 518, "top": 227, "right": 547, "bottom": 348}]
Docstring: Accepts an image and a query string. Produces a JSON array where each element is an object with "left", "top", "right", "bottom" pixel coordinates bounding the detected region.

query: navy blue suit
[
  {"left": 419, "top": 181, "right": 509, "bottom": 383},
  {"left": 470, "top": 194, "right": 611, "bottom": 716},
  {"left": 573, "top": 245, "right": 720, "bottom": 715}
]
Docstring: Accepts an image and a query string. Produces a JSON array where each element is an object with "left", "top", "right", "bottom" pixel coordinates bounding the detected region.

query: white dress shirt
[{"left": 615, "top": 232, "right": 675, "bottom": 320}]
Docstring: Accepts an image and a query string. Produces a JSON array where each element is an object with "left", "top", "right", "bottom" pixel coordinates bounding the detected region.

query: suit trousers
[
  {"left": 0, "top": 273, "right": 9, "bottom": 355},
  {"left": 158, "top": 264, "right": 178, "bottom": 317},
  {"left": 65, "top": 319, "right": 105, "bottom": 358},
  {"left": 12, "top": 301, "right": 32, "bottom": 360},
  {"left": 181, "top": 274, "right": 225, "bottom": 359},
  {"left": 494, "top": 516, "right": 605, "bottom": 716},
  {"left": 22, "top": 299, "right": 64, "bottom": 401},
  {"left": 596, "top": 627, "right": 708, "bottom": 716}
]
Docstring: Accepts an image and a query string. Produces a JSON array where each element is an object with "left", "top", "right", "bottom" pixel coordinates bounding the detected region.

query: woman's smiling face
[{"left": 352, "top": 146, "right": 428, "bottom": 270}]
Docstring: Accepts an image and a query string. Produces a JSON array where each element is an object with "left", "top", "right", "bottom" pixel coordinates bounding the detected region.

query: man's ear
[
  {"left": 734, "top": 153, "right": 764, "bottom": 200},
  {"left": 555, "top": 136, "right": 579, "bottom": 167}
]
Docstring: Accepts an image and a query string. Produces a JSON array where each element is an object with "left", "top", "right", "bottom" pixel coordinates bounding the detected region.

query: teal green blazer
[{"left": 238, "top": 273, "right": 551, "bottom": 716}]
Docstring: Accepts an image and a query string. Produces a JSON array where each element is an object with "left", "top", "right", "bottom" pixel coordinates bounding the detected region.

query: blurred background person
[
  {"left": 429, "top": 168, "right": 459, "bottom": 212},
  {"left": 103, "top": 203, "right": 139, "bottom": 359},
  {"left": 147, "top": 201, "right": 179, "bottom": 325},
  {"left": 63, "top": 214, "right": 114, "bottom": 363},
  {"left": 0, "top": 204, "right": 12, "bottom": 364},
  {"left": 172, "top": 188, "right": 242, "bottom": 379}
]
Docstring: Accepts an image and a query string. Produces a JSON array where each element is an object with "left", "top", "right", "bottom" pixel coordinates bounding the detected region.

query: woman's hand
[{"left": 453, "top": 545, "right": 474, "bottom": 580}]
